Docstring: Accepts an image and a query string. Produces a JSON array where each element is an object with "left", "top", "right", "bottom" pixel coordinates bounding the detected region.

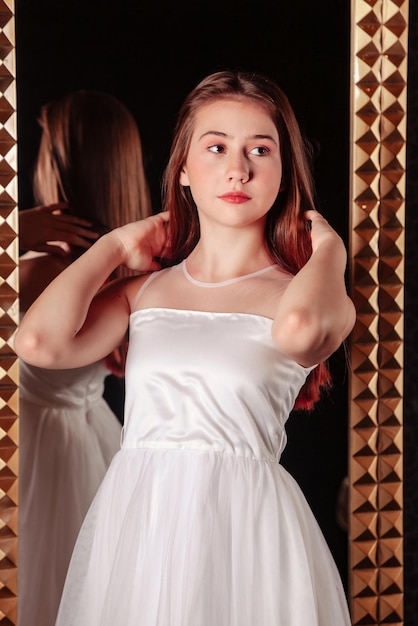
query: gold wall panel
[
  {"left": 0, "top": 0, "right": 17, "bottom": 624},
  {"left": 349, "top": 1, "right": 407, "bottom": 624}
]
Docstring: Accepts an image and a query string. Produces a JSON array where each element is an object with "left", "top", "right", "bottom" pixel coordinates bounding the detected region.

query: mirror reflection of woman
[
  {"left": 17, "top": 91, "right": 152, "bottom": 626},
  {"left": 15, "top": 71, "right": 355, "bottom": 625}
]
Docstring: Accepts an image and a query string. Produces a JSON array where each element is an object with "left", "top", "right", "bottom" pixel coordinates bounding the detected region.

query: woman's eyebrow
[
  {"left": 198, "top": 130, "right": 277, "bottom": 144},
  {"left": 198, "top": 130, "right": 227, "bottom": 140}
]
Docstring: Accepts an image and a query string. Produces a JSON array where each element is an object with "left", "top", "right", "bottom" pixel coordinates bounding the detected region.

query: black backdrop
[{"left": 16, "top": 0, "right": 352, "bottom": 590}]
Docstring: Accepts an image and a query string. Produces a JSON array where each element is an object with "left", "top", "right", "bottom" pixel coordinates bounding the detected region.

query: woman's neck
[{"left": 186, "top": 243, "right": 272, "bottom": 283}]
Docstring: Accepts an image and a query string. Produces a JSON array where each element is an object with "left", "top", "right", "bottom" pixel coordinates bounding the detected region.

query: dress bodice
[
  {"left": 123, "top": 308, "right": 313, "bottom": 463},
  {"left": 19, "top": 360, "right": 109, "bottom": 408}
]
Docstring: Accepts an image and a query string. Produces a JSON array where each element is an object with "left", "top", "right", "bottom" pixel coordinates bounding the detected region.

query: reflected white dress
[
  {"left": 18, "top": 360, "right": 122, "bottom": 626},
  {"left": 56, "top": 263, "right": 351, "bottom": 625}
]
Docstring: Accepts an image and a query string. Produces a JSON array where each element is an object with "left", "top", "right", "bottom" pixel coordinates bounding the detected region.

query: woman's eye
[
  {"left": 250, "top": 146, "right": 269, "bottom": 156},
  {"left": 208, "top": 144, "right": 225, "bottom": 154}
]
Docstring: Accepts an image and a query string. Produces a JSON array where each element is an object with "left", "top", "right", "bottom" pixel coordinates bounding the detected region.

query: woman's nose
[{"left": 226, "top": 153, "right": 250, "bottom": 183}]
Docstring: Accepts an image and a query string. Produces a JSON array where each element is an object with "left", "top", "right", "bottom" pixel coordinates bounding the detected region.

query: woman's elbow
[
  {"left": 272, "top": 310, "right": 346, "bottom": 366},
  {"left": 13, "top": 329, "right": 58, "bottom": 368}
]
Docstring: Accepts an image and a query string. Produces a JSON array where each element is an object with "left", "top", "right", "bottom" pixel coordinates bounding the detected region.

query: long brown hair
[
  {"left": 162, "top": 70, "right": 331, "bottom": 410},
  {"left": 34, "top": 90, "right": 151, "bottom": 233},
  {"left": 34, "top": 90, "right": 153, "bottom": 374}
]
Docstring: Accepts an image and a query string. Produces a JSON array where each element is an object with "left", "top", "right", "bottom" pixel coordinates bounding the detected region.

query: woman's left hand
[{"left": 304, "top": 210, "right": 345, "bottom": 253}]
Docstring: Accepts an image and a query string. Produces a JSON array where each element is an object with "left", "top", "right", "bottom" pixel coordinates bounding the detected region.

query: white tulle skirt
[
  {"left": 56, "top": 447, "right": 351, "bottom": 626},
  {"left": 18, "top": 360, "right": 122, "bottom": 626}
]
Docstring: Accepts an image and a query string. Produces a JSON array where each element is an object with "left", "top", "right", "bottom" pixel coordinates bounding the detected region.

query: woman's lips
[{"left": 219, "top": 192, "right": 251, "bottom": 204}]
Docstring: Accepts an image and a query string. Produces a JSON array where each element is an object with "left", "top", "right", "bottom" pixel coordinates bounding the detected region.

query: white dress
[
  {"left": 18, "top": 360, "right": 122, "bottom": 626},
  {"left": 56, "top": 263, "right": 351, "bottom": 625}
]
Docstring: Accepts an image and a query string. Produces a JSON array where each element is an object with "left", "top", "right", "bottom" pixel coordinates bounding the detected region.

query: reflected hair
[
  {"left": 34, "top": 90, "right": 152, "bottom": 236},
  {"left": 33, "top": 90, "right": 153, "bottom": 375},
  {"left": 162, "top": 70, "right": 331, "bottom": 410}
]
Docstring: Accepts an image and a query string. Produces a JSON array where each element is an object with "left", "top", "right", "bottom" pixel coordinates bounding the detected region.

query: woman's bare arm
[
  {"left": 272, "top": 210, "right": 356, "bottom": 367},
  {"left": 14, "top": 212, "right": 170, "bottom": 369},
  {"left": 19, "top": 253, "right": 71, "bottom": 314}
]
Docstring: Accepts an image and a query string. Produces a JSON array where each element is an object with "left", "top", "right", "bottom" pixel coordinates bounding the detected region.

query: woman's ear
[{"left": 179, "top": 167, "right": 190, "bottom": 186}]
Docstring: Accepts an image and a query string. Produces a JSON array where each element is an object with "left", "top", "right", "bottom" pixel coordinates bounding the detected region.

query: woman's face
[{"left": 180, "top": 97, "right": 282, "bottom": 233}]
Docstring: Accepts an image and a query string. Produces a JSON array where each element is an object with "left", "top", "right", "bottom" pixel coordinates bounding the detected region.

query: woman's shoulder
[
  {"left": 254, "top": 264, "right": 293, "bottom": 297},
  {"left": 125, "top": 265, "right": 179, "bottom": 311},
  {"left": 266, "top": 264, "right": 293, "bottom": 284}
]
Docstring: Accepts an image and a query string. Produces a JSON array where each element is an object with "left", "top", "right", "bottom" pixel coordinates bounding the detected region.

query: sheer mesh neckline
[{"left": 181, "top": 260, "right": 278, "bottom": 288}]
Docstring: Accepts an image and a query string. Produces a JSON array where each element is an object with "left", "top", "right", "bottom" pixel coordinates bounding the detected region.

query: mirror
[
  {"left": 16, "top": 0, "right": 352, "bottom": 589},
  {"left": 0, "top": 0, "right": 411, "bottom": 623}
]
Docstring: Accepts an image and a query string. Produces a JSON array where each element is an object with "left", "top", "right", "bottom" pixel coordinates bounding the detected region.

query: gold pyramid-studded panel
[
  {"left": 0, "top": 1, "right": 17, "bottom": 624},
  {"left": 349, "top": 1, "right": 407, "bottom": 624}
]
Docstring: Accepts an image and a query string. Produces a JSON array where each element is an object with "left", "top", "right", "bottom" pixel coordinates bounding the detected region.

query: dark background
[{"left": 16, "top": 0, "right": 352, "bottom": 591}]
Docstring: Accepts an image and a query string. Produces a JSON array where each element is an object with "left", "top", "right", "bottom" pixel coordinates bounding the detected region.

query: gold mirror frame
[
  {"left": 0, "top": 1, "right": 409, "bottom": 623},
  {"left": 349, "top": 0, "right": 407, "bottom": 624},
  {"left": 0, "top": 1, "right": 18, "bottom": 624}
]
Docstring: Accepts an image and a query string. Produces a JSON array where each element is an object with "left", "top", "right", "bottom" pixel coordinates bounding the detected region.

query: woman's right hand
[{"left": 109, "top": 211, "right": 170, "bottom": 272}]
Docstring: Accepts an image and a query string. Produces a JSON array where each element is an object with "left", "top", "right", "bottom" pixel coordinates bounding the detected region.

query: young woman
[
  {"left": 15, "top": 71, "right": 355, "bottom": 625},
  {"left": 17, "top": 91, "right": 152, "bottom": 626}
]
